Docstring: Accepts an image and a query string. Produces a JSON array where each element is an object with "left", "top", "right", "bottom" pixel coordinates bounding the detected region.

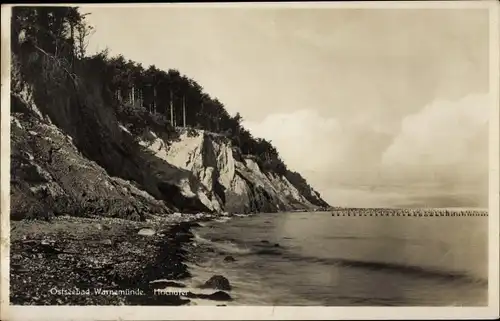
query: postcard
[{"left": 1, "top": 1, "right": 498, "bottom": 320}]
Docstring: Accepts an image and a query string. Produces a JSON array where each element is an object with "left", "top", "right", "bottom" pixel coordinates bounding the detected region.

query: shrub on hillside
[
  {"left": 186, "top": 127, "right": 199, "bottom": 137},
  {"left": 115, "top": 103, "right": 180, "bottom": 146}
]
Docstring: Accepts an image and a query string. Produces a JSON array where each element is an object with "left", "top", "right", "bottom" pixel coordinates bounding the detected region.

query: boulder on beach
[
  {"left": 137, "top": 228, "right": 155, "bottom": 236},
  {"left": 201, "top": 275, "right": 232, "bottom": 291},
  {"left": 100, "top": 239, "right": 113, "bottom": 245},
  {"left": 195, "top": 213, "right": 207, "bottom": 220}
]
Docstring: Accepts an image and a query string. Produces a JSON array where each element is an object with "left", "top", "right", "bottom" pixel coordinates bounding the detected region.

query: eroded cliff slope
[{"left": 10, "top": 50, "right": 329, "bottom": 221}]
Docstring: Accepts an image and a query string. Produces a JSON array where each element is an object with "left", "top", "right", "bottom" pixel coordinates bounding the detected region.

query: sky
[{"left": 82, "top": 5, "right": 491, "bottom": 208}]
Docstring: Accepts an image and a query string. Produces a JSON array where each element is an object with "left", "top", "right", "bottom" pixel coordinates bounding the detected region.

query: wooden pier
[{"left": 330, "top": 209, "right": 488, "bottom": 217}]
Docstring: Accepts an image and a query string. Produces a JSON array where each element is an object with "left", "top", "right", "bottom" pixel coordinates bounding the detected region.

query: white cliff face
[
  {"left": 134, "top": 128, "right": 324, "bottom": 214},
  {"left": 267, "top": 172, "right": 314, "bottom": 208},
  {"left": 136, "top": 130, "right": 196, "bottom": 198}
]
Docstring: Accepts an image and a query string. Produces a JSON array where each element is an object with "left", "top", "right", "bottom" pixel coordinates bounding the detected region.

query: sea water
[{"left": 186, "top": 210, "right": 488, "bottom": 306}]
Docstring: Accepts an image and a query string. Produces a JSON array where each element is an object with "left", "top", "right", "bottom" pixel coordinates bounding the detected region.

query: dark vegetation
[{"left": 11, "top": 6, "right": 328, "bottom": 208}]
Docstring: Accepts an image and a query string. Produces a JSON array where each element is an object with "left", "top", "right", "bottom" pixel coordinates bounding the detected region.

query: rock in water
[
  {"left": 223, "top": 256, "right": 236, "bottom": 262},
  {"left": 149, "top": 281, "right": 186, "bottom": 289},
  {"left": 201, "top": 275, "right": 231, "bottom": 291},
  {"left": 185, "top": 291, "right": 232, "bottom": 302},
  {"left": 203, "top": 291, "right": 232, "bottom": 301},
  {"left": 137, "top": 228, "right": 155, "bottom": 236}
]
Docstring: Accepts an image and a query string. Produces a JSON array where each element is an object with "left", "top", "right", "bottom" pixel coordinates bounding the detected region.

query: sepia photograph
[{"left": 1, "top": 1, "right": 499, "bottom": 320}]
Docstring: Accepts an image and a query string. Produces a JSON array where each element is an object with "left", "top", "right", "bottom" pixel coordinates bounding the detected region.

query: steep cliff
[
  {"left": 10, "top": 64, "right": 172, "bottom": 220},
  {"left": 10, "top": 49, "right": 329, "bottom": 221},
  {"left": 135, "top": 129, "right": 326, "bottom": 214}
]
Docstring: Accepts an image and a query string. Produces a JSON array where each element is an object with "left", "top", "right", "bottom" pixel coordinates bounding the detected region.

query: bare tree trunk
[
  {"left": 131, "top": 85, "right": 135, "bottom": 106},
  {"left": 153, "top": 86, "right": 157, "bottom": 114},
  {"left": 183, "top": 95, "right": 186, "bottom": 127},
  {"left": 200, "top": 101, "right": 204, "bottom": 129},
  {"left": 170, "top": 89, "right": 174, "bottom": 126},
  {"left": 70, "top": 22, "right": 75, "bottom": 72}
]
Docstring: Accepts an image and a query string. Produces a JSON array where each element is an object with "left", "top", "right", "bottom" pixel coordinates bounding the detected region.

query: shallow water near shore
[{"left": 187, "top": 210, "right": 488, "bottom": 306}]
